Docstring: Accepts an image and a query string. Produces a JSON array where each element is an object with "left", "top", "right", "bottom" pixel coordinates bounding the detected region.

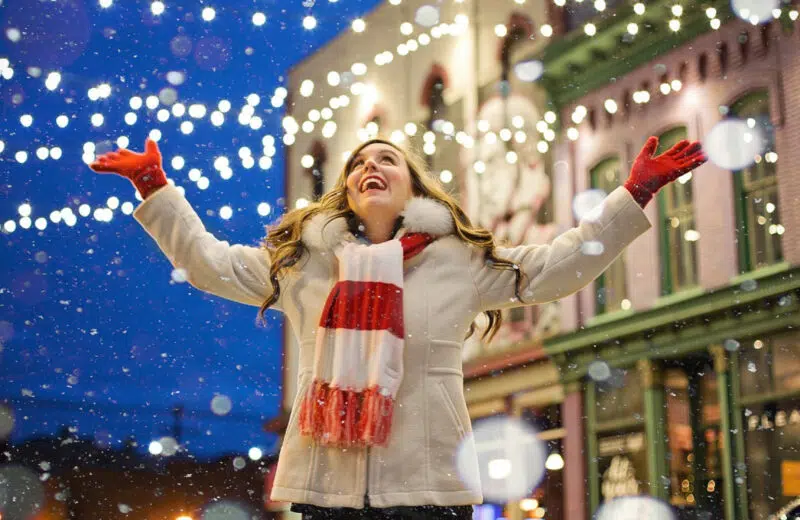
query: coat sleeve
[
  {"left": 468, "top": 186, "right": 652, "bottom": 312},
  {"left": 133, "top": 184, "right": 283, "bottom": 311}
]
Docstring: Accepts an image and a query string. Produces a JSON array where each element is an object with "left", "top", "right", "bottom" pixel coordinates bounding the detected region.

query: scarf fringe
[{"left": 298, "top": 380, "right": 395, "bottom": 448}]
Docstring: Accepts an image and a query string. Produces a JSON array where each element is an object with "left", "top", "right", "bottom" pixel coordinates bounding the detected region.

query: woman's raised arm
[
  {"left": 469, "top": 137, "right": 706, "bottom": 312},
  {"left": 90, "top": 139, "right": 282, "bottom": 310}
]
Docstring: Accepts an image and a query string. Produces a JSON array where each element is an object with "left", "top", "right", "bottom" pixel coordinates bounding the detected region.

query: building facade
[{"left": 277, "top": 1, "right": 800, "bottom": 519}]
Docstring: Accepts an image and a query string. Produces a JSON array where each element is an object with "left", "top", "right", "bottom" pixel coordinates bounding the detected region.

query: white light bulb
[
  {"left": 201, "top": 6, "right": 215, "bottom": 21},
  {"left": 303, "top": 15, "right": 317, "bottom": 30}
]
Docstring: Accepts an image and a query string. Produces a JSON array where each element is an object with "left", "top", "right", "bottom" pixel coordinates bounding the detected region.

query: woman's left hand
[{"left": 624, "top": 136, "right": 708, "bottom": 208}]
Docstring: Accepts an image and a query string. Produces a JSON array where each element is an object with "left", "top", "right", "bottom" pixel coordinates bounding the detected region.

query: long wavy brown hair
[{"left": 257, "top": 138, "right": 529, "bottom": 343}]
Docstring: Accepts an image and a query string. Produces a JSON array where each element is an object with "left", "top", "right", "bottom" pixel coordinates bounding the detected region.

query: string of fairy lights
[
  {"left": 2, "top": 0, "right": 798, "bottom": 234},
  {"left": 287, "top": 0, "right": 798, "bottom": 202}
]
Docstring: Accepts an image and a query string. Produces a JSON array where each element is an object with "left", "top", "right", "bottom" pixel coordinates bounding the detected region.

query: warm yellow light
[{"left": 352, "top": 18, "right": 366, "bottom": 32}]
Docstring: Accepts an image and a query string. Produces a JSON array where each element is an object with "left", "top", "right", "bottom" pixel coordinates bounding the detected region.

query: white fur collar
[{"left": 302, "top": 197, "right": 455, "bottom": 250}]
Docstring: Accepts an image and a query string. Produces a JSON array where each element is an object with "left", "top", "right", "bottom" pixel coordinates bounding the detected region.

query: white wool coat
[{"left": 133, "top": 184, "right": 651, "bottom": 509}]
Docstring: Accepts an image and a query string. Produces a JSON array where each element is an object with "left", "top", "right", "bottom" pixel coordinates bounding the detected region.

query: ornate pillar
[
  {"left": 710, "top": 345, "right": 746, "bottom": 520},
  {"left": 638, "top": 359, "right": 669, "bottom": 501}
]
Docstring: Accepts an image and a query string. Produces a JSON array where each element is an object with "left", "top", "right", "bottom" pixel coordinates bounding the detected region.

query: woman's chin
[{"left": 359, "top": 193, "right": 393, "bottom": 206}]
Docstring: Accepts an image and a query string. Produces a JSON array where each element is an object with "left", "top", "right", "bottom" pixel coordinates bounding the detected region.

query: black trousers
[{"left": 290, "top": 504, "right": 474, "bottom": 520}]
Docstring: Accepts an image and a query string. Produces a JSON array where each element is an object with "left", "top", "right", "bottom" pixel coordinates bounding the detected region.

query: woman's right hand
[{"left": 90, "top": 138, "right": 168, "bottom": 199}]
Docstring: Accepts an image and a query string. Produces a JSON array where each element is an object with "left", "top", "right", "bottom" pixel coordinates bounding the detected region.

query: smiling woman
[
  {"left": 345, "top": 143, "right": 414, "bottom": 244},
  {"left": 88, "top": 133, "right": 704, "bottom": 519}
]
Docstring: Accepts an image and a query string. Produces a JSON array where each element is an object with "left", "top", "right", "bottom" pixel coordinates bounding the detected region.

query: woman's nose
[{"left": 363, "top": 158, "right": 378, "bottom": 172}]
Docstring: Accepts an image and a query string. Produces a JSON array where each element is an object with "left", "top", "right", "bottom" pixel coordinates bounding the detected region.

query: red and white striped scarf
[{"left": 298, "top": 232, "right": 435, "bottom": 447}]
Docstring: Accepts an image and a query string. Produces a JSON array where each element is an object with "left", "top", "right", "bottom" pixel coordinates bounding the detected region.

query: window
[
  {"left": 738, "top": 331, "right": 800, "bottom": 519},
  {"left": 305, "top": 140, "right": 327, "bottom": 201},
  {"left": 500, "top": 26, "right": 529, "bottom": 81},
  {"left": 595, "top": 367, "right": 643, "bottom": 424},
  {"left": 590, "top": 367, "right": 647, "bottom": 506},
  {"left": 729, "top": 91, "right": 783, "bottom": 272},
  {"left": 656, "top": 127, "right": 699, "bottom": 295},
  {"left": 663, "top": 364, "right": 724, "bottom": 517},
  {"left": 421, "top": 65, "right": 449, "bottom": 132},
  {"left": 591, "top": 157, "right": 628, "bottom": 314},
  {"left": 497, "top": 13, "right": 533, "bottom": 81},
  {"left": 738, "top": 332, "right": 800, "bottom": 399},
  {"left": 520, "top": 405, "right": 564, "bottom": 520},
  {"left": 420, "top": 66, "right": 461, "bottom": 201}
]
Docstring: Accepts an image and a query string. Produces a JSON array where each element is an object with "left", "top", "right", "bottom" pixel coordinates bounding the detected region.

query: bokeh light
[
  {"left": 415, "top": 5, "right": 440, "bottom": 27},
  {"left": 703, "top": 119, "right": 765, "bottom": 170},
  {"left": 573, "top": 189, "right": 608, "bottom": 222},
  {"left": 0, "top": 465, "right": 45, "bottom": 519},
  {"left": 514, "top": 60, "right": 544, "bottom": 82},
  {"left": 456, "top": 416, "right": 547, "bottom": 503},
  {"left": 731, "top": 0, "right": 780, "bottom": 24},
  {"left": 202, "top": 500, "right": 254, "bottom": 520}
]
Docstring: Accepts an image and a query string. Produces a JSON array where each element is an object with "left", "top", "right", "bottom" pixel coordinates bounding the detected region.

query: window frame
[
  {"left": 590, "top": 156, "right": 628, "bottom": 314},
  {"left": 729, "top": 90, "right": 783, "bottom": 273},
  {"left": 655, "top": 127, "right": 699, "bottom": 295}
]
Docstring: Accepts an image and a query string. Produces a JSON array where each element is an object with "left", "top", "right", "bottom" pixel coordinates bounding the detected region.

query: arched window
[
  {"left": 305, "top": 140, "right": 327, "bottom": 201},
  {"left": 500, "top": 28, "right": 529, "bottom": 80},
  {"left": 497, "top": 13, "right": 533, "bottom": 82},
  {"left": 426, "top": 77, "right": 446, "bottom": 131},
  {"left": 656, "top": 127, "right": 698, "bottom": 295},
  {"left": 420, "top": 64, "right": 450, "bottom": 132},
  {"left": 591, "top": 157, "right": 628, "bottom": 313},
  {"left": 729, "top": 90, "right": 782, "bottom": 272}
]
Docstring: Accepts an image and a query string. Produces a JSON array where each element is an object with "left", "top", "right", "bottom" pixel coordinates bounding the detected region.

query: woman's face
[{"left": 345, "top": 142, "right": 414, "bottom": 225}]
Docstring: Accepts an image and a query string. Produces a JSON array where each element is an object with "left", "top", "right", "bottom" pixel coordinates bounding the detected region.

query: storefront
[{"left": 543, "top": 267, "right": 800, "bottom": 520}]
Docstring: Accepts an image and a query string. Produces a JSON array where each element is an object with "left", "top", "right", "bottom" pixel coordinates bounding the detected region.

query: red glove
[
  {"left": 89, "top": 138, "right": 168, "bottom": 199},
  {"left": 624, "top": 136, "right": 708, "bottom": 208}
]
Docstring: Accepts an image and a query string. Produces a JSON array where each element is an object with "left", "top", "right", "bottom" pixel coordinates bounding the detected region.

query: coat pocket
[{"left": 436, "top": 379, "right": 467, "bottom": 438}]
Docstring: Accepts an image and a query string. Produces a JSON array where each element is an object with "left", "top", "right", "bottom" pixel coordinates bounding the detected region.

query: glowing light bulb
[{"left": 303, "top": 15, "right": 317, "bottom": 30}]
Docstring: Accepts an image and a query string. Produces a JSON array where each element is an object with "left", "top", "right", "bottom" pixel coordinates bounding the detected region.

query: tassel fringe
[{"left": 298, "top": 380, "right": 395, "bottom": 448}]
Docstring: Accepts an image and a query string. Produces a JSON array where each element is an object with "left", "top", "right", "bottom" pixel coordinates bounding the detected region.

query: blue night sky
[{"left": 0, "top": 0, "right": 383, "bottom": 460}]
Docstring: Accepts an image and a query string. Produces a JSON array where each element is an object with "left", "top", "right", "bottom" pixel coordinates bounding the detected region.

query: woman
[{"left": 90, "top": 135, "right": 706, "bottom": 519}]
